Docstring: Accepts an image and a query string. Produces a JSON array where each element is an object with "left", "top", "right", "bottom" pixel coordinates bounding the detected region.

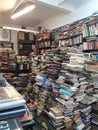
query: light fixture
[
  {"left": 11, "top": 0, "right": 36, "bottom": 19},
  {"left": 3, "top": 26, "right": 39, "bottom": 34}
]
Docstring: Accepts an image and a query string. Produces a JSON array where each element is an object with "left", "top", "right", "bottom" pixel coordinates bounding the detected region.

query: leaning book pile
[{"left": 32, "top": 47, "right": 98, "bottom": 130}]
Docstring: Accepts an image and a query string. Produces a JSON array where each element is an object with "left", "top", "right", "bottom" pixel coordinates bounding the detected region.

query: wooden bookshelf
[
  {"left": 36, "top": 30, "right": 58, "bottom": 54},
  {"left": 18, "top": 31, "right": 35, "bottom": 56}
]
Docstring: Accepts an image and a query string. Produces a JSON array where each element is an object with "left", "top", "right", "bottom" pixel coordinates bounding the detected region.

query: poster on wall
[{"left": 0, "top": 28, "right": 10, "bottom": 42}]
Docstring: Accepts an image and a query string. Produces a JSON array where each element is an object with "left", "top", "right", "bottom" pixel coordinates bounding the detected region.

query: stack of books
[
  {"left": 0, "top": 86, "right": 26, "bottom": 120},
  {"left": 3, "top": 73, "right": 30, "bottom": 92},
  {"left": 92, "top": 102, "right": 98, "bottom": 130},
  {"left": 73, "top": 111, "right": 85, "bottom": 130},
  {"left": 0, "top": 118, "right": 23, "bottom": 130},
  {"left": 19, "top": 107, "right": 35, "bottom": 127},
  {"left": 29, "top": 47, "right": 98, "bottom": 129}
]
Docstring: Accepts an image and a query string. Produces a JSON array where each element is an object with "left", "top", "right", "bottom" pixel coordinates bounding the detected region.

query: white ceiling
[{"left": 0, "top": 0, "right": 90, "bottom": 28}]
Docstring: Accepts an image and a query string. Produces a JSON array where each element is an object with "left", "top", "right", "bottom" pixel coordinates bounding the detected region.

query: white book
[
  {"left": 0, "top": 106, "right": 26, "bottom": 116},
  {"left": 48, "top": 111, "right": 65, "bottom": 120},
  {"left": 0, "top": 99, "right": 25, "bottom": 110}
]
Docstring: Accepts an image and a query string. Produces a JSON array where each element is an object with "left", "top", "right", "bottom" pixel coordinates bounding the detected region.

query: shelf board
[
  {"left": 38, "top": 39, "right": 50, "bottom": 42},
  {"left": 83, "top": 35, "right": 98, "bottom": 39},
  {"left": 39, "top": 47, "right": 51, "bottom": 49},
  {"left": 18, "top": 40, "right": 34, "bottom": 44},
  {"left": 39, "top": 46, "right": 57, "bottom": 49},
  {"left": 83, "top": 49, "right": 98, "bottom": 52},
  {"left": 68, "top": 43, "right": 83, "bottom": 47}
]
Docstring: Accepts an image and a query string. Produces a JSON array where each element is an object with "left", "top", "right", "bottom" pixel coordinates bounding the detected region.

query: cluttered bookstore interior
[{"left": 1, "top": 0, "right": 98, "bottom": 130}]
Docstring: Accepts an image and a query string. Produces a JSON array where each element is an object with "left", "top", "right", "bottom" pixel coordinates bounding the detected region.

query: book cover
[{"left": 49, "top": 107, "right": 62, "bottom": 116}]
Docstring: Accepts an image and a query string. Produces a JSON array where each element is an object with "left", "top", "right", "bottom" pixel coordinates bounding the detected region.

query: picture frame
[
  {"left": 0, "top": 28, "right": 11, "bottom": 42},
  {"left": 18, "top": 31, "right": 25, "bottom": 40}
]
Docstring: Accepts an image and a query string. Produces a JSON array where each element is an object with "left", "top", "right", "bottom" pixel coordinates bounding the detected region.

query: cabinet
[{"left": 18, "top": 31, "right": 35, "bottom": 56}]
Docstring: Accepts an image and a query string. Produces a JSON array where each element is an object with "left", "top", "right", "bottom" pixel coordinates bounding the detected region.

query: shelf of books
[
  {"left": 82, "top": 18, "right": 98, "bottom": 51},
  {"left": 29, "top": 16, "right": 98, "bottom": 130},
  {"left": 51, "top": 19, "right": 84, "bottom": 50},
  {"left": 36, "top": 28, "right": 58, "bottom": 55}
]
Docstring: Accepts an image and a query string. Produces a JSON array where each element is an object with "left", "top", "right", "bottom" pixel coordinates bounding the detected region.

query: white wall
[
  {"left": 11, "top": 30, "right": 18, "bottom": 54},
  {"left": 37, "top": 0, "right": 98, "bottom": 30}
]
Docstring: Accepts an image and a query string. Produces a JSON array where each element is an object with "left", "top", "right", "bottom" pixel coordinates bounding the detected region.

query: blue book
[{"left": 59, "top": 88, "right": 72, "bottom": 95}]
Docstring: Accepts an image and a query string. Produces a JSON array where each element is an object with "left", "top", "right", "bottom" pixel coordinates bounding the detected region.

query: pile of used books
[
  {"left": 92, "top": 102, "right": 98, "bottom": 130},
  {"left": 0, "top": 86, "right": 26, "bottom": 120},
  {"left": 0, "top": 118, "right": 23, "bottom": 130},
  {"left": 32, "top": 47, "right": 98, "bottom": 130},
  {"left": 3, "top": 73, "right": 30, "bottom": 92},
  {"left": 19, "top": 106, "right": 35, "bottom": 128}
]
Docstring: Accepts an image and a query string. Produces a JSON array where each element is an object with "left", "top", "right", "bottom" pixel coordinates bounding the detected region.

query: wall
[
  {"left": 37, "top": 0, "right": 98, "bottom": 30},
  {"left": 11, "top": 30, "right": 18, "bottom": 54}
]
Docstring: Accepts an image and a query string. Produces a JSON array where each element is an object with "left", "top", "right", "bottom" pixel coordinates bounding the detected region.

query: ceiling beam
[{"left": 35, "top": 0, "right": 74, "bottom": 13}]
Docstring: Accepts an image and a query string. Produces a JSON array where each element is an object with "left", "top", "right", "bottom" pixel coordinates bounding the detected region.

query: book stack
[
  {"left": 19, "top": 107, "right": 35, "bottom": 127},
  {"left": 47, "top": 106, "right": 65, "bottom": 130},
  {"left": 0, "top": 86, "right": 26, "bottom": 120},
  {"left": 15, "top": 55, "right": 32, "bottom": 74},
  {"left": 92, "top": 102, "right": 98, "bottom": 130},
  {"left": 31, "top": 53, "right": 41, "bottom": 74},
  {"left": 3, "top": 73, "right": 30, "bottom": 92},
  {"left": 87, "top": 73, "right": 98, "bottom": 129},
  {"left": 0, "top": 74, "right": 6, "bottom": 87},
  {"left": 73, "top": 111, "right": 85, "bottom": 130},
  {"left": 0, "top": 118, "right": 23, "bottom": 130},
  {"left": 32, "top": 47, "right": 98, "bottom": 130}
]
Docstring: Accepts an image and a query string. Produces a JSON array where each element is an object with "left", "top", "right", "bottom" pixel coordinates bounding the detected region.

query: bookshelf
[
  {"left": 51, "top": 20, "right": 84, "bottom": 50},
  {"left": 18, "top": 31, "right": 35, "bottom": 56},
  {"left": 82, "top": 18, "right": 98, "bottom": 51},
  {"left": 36, "top": 30, "right": 57, "bottom": 54}
]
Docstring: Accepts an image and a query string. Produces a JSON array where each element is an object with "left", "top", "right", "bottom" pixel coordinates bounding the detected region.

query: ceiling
[{"left": 0, "top": 0, "right": 90, "bottom": 28}]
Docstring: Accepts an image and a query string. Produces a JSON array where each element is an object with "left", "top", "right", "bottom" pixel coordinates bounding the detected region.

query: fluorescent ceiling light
[
  {"left": 3, "top": 26, "right": 39, "bottom": 34},
  {"left": 11, "top": 1, "right": 36, "bottom": 19}
]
